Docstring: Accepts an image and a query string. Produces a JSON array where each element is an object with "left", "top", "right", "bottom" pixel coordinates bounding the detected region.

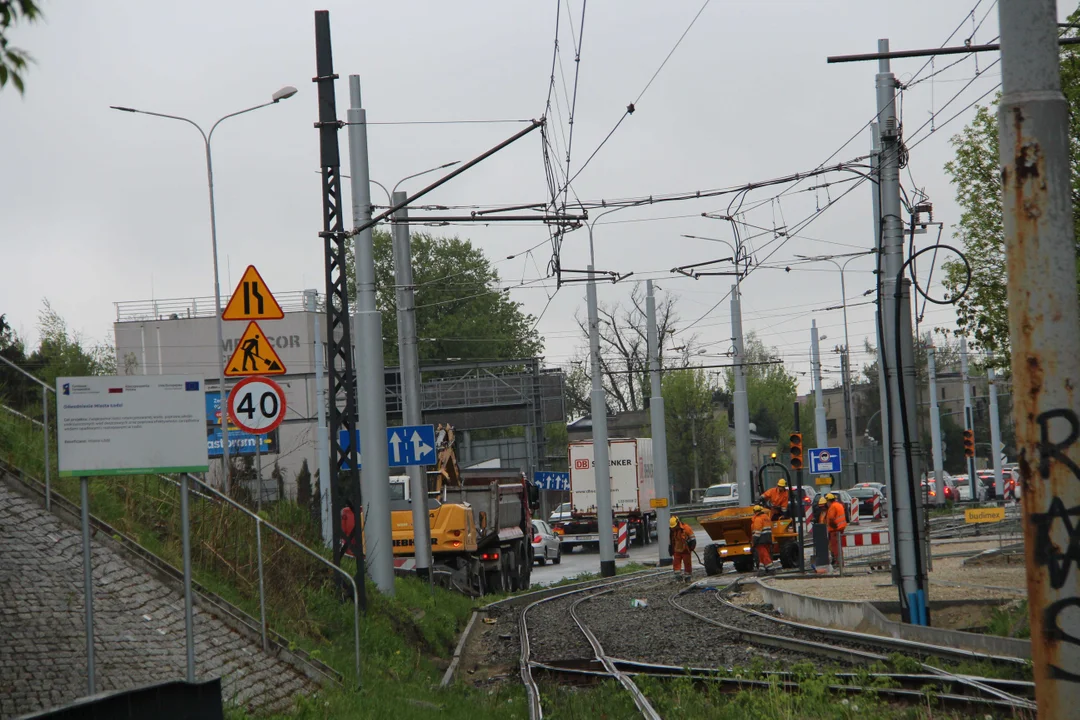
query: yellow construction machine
[{"left": 699, "top": 505, "right": 801, "bottom": 574}]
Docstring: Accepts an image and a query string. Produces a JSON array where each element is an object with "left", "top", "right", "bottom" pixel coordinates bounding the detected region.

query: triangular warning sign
[
  {"left": 224, "top": 321, "right": 287, "bottom": 377},
  {"left": 222, "top": 266, "right": 284, "bottom": 321}
]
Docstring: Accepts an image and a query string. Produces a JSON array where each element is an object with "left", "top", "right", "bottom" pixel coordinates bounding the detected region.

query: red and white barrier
[
  {"left": 842, "top": 531, "right": 889, "bottom": 548},
  {"left": 393, "top": 558, "right": 417, "bottom": 571},
  {"left": 615, "top": 521, "right": 629, "bottom": 557}
]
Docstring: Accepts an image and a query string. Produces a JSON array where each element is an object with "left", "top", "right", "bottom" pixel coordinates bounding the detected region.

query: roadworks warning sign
[
  {"left": 224, "top": 321, "right": 287, "bottom": 377},
  {"left": 964, "top": 506, "right": 1006, "bottom": 524}
]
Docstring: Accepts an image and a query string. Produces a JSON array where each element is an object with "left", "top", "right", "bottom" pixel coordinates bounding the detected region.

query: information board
[{"left": 57, "top": 376, "right": 208, "bottom": 477}]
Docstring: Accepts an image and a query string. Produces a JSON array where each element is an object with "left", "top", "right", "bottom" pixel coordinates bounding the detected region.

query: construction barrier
[
  {"left": 842, "top": 531, "right": 890, "bottom": 547},
  {"left": 615, "top": 521, "right": 629, "bottom": 558},
  {"left": 839, "top": 530, "right": 892, "bottom": 567}
]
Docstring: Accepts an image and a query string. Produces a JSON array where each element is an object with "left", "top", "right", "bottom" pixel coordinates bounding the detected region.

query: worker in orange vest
[
  {"left": 669, "top": 515, "right": 696, "bottom": 583},
  {"left": 761, "top": 478, "right": 790, "bottom": 520},
  {"left": 750, "top": 505, "right": 773, "bottom": 572},
  {"left": 825, "top": 493, "right": 848, "bottom": 565}
]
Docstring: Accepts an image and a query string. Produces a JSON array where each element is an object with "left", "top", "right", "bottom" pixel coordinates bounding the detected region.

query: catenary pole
[
  {"left": 646, "top": 281, "right": 673, "bottom": 567},
  {"left": 927, "top": 348, "right": 946, "bottom": 506},
  {"left": 391, "top": 191, "right": 433, "bottom": 580},
  {"left": 348, "top": 76, "right": 394, "bottom": 595},
  {"left": 586, "top": 261, "right": 616, "bottom": 577},
  {"left": 731, "top": 283, "right": 753, "bottom": 503},
  {"left": 988, "top": 366, "right": 1003, "bottom": 499},
  {"left": 998, "top": 2, "right": 1080, "bottom": 708},
  {"left": 811, "top": 320, "right": 828, "bottom": 449},
  {"left": 877, "top": 38, "right": 927, "bottom": 625},
  {"left": 872, "top": 121, "right": 898, "bottom": 572},
  {"left": 307, "top": 290, "right": 334, "bottom": 546},
  {"left": 961, "top": 337, "right": 977, "bottom": 498}
]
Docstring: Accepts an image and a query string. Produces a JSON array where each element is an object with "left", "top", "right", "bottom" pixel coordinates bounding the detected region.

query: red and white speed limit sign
[{"left": 228, "top": 377, "right": 286, "bottom": 434}]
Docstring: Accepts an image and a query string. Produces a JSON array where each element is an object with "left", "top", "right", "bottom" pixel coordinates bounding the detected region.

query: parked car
[
  {"left": 955, "top": 476, "right": 973, "bottom": 502},
  {"left": 531, "top": 520, "right": 562, "bottom": 565},
  {"left": 976, "top": 471, "right": 999, "bottom": 500},
  {"left": 702, "top": 483, "right": 739, "bottom": 506},
  {"left": 922, "top": 473, "right": 957, "bottom": 503},
  {"left": 852, "top": 482, "right": 887, "bottom": 498},
  {"left": 548, "top": 502, "right": 571, "bottom": 524},
  {"left": 849, "top": 486, "right": 886, "bottom": 520}
]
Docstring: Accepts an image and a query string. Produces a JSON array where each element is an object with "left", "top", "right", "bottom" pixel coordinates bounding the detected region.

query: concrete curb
[
  {"left": 755, "top": 579, "right": 1031, "bottom": 659},
  {"left": 440, "top": 611, "right": 479, "bottom": 687}
]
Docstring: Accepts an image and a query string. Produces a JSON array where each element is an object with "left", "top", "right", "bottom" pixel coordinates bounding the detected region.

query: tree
[
  {"left": 349, "top": 229, "right": 543, "bottom": 366},
  {"left": 724, "top": 333, "right": 800, "bottom": 452},
  {"left": 662, "top": 369, "right": 731, "bottom": 502},
  {"left": 942, "top": 10, "right": 1080, "bottom": 365},
  {"left": 1, "top": 1, "right": 41, "bottom": 94},
  {"left": 573, "top": 285, "right": 693, "bottom": 414}
]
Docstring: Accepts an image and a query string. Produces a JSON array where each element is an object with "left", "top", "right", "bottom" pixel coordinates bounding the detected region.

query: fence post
[
  {"left": 256, "top": 518, "right": 267, "bottom": 652},
  {"left": 42, "top": 387, "right": 51, "bottom": 512},
  {"left": 80, "top": 476, "right": 95, "bottom": 695}
]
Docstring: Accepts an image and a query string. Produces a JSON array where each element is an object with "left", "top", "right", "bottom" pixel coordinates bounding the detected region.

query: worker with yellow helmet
[
  {"left": 761, "top": 477, "right": 790, "bottom": 520},
  {"left": 750, "top": 504, "right": 773, "bottom": 572},
  {"left": 825, "top": 493, "right": 848, "bottom": 565},
  {"left": 668, "top": 515, "right": 695, "bottom": 582}
]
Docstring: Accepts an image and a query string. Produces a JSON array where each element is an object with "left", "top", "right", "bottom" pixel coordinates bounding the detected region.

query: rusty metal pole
[{"left": 999, "top": 0, "right": 1080, "bottom": 710}]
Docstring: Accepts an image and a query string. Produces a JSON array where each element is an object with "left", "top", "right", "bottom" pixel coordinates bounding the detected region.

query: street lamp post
[
  {"left": 111, "top": 87, "right": 298, "bottom": 492},
  {"left": 796, "top": 252, "right": 871, "bottom": 484}
]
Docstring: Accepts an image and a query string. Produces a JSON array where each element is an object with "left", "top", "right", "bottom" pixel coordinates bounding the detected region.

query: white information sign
[{"left": 56, "top": 375, "right": 209, "bottom": 477}]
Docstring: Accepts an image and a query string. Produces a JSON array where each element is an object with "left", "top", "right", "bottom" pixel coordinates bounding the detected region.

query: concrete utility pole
[
  {"left": 872, "top": 121, "right": 898, "bottom": 572},
  {"left": 877, "top": 38, "right": 928, "bottom": 625},
  {"left": 731, "top": 283, "right": 753, "bottom": 503},
  {"left": 960, "top": 337, "right": 977, "bottom": 498},
  {"left": 927, "top": 347, "right": 946, "bottom": 507},
  {"left": 811, "top": 320, "right": 828, "bottom": 450},
  {"left": 998, "top": 3, "right": 1080, "bottom": 706},
  {"left": 987, "top": 366, "right": 1003, "bottom": 499},
  {"left": 586, "top": 261, "right": 616, "bottom": 577},
  {"left": 347, "top": 76, "right": 394, "bottom": 595},
  {"left": 306, "top": 290, "right": 334, "bottom": 546},
  {"left": 391, "top": 191, "right": 432, "bottom": 579},
  {"left": 646, "top": 280, "right": 672, "bottom": 567}
]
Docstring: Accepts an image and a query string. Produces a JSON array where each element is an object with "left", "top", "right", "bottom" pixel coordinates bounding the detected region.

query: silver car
[
  {"left": 702, "top": 483, "right": 739, "bottom": 506},
  {"left": 548, "top": 502, "right": 571, "bottom": 524},
  {"left": 531, "top": 520, "right": 562, "bottom": 565}
]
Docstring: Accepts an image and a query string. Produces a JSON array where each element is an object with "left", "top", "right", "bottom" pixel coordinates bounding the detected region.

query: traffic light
[
  {"left": 963, "top": 429, "right": 975, "bottom": 459},
  {"left": 789, "top": 432, "right": 804, "bottom": 470}
]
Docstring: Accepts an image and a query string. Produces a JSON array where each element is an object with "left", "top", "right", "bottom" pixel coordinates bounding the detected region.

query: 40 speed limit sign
[{"left": 228, "top": 376, "right": 286, "bottom": 434}]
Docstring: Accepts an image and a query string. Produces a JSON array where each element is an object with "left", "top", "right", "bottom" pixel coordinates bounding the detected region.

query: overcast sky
[{"left": 1, "top": 1, "right": 1050, "bottom": 393}]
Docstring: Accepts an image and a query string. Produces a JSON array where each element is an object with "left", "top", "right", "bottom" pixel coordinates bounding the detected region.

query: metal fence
[{"left": 0, "top": 375, "right": 362, "bottom": 689}]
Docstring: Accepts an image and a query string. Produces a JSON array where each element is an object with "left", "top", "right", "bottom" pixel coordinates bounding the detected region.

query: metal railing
[
  {"left": 0, "top": 354, "right": 362, "bottom": 686},
  {"left": 114, "top": 291, "right": 322, "bottom": 322}
]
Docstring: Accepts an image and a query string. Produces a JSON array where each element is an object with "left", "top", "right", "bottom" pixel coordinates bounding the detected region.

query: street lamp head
[
  {"left": 272, "top": 86, "right": 299, "bottom": 102},
  {"left": 110, "top": 105, "right": 137, "bottom": 113},
  {"left": 439, "top": 160, "right": 462, "bottom": 169}
]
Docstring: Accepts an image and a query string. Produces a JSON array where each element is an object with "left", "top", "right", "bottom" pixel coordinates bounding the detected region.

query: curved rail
[
  {"left": 707, "top": 584, "right": 1035, "bottom": 712},
  {"left": 518, "top": 569, "right": 669, "bottom": 720},
  {"left": 569, "top": 590, "right": 662, "bottom": 720}
]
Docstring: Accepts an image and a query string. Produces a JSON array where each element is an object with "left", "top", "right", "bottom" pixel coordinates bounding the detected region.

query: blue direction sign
[
  {"left": 808, "top": 446, "right": 841, "bottom": 475},
  {"left": 533, "top": 471, "right": 570, "bottom": 491},
  {"left": 338, "top": 424, "right": 437, "bottom": 469}
]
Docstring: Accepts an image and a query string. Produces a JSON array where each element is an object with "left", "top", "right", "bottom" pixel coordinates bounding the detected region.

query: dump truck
[
  {"left": 699, "top": 506, "right": 801, "bottom": 574},
  {"left": 346, "top": 425, "right": 538, "bottom": 596},
  {"left": 553, "top": 438, "right": 656, "bottom": 552}
]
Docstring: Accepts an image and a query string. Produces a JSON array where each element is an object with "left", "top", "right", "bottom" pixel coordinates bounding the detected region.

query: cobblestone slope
[{"left": 0, "top": 482, "right": 314, "bottom": 718}]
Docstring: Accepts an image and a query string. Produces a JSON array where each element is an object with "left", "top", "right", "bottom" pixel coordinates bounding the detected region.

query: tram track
[{"left": 513, "top": 569, "right": 1035, "bottom": 719}]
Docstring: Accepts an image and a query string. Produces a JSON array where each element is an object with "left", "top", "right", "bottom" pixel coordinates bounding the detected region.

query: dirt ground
[{"left": 763, "top": 554, "right": 1027, "bottom": 603}]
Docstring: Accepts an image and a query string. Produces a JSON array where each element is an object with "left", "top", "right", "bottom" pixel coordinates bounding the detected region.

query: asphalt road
[{"left": 530, "top": 514, "right": 891, "bottom": 587}]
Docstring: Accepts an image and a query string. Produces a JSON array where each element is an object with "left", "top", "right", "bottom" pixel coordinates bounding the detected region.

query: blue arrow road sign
[
  {"left": 808, "top": 446, "right": 841, "bottom": 475},
  {"left": 337, "top": 424, "right": 437, "bottom": 468},
  {"left": 533, "top": 471, "right": 570, "bottom": 491}
]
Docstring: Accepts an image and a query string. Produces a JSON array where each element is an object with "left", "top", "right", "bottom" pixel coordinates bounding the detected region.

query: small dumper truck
[{"left": 699, "top": 506, "right": 802, "bottom": 574}]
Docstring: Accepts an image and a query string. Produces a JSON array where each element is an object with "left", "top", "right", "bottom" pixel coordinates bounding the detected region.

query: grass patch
[{"left": 986, "top": 599, "right": 1030, "bottom": 639}]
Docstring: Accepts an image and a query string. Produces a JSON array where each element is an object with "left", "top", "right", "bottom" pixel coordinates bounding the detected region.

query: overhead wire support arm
[
  {"left": 828, "top": 37, "right": 1080, "bottom": 63},
  {"left": 347, "top": 119, "right": 545, "bottom": 238}
]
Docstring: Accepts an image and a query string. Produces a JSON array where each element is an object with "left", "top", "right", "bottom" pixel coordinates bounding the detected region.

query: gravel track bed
[
  {"left": 526, "top": 592, "right": 599, "bottom": 663},
  {"left": 571, "top": 576, "right": 821, "bottom": 669}
]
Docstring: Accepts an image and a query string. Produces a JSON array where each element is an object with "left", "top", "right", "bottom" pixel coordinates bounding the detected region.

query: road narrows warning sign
[
  {"left": 222, "top": 266, "right": 284, "bottom": 321},
  {"left": 224, "top": 321, "right": 287, "bottom": 377}
]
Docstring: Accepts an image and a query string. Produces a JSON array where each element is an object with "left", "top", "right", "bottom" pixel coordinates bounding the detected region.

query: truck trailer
[{"left": 554, "top": 438, "right": 657, "bottom": 552}]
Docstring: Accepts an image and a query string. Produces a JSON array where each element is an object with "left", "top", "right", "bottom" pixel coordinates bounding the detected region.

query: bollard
[{"left": 615, "top": 521, "right": 629, "bottom": 558}]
